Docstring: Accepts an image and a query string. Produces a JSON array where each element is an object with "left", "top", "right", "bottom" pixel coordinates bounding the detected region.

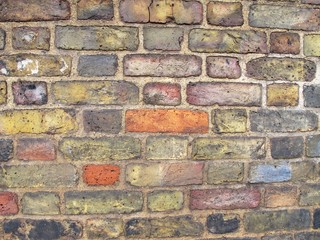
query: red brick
[
  {"left": 143, "top": 83, "right": 181, "bottom": 106},
  {"left": 207, "top": 57, "right": 241, "bottom": 79},
  {"left": 125, "top": 109, "right": 208, "bottom": 133},
  {"left": 0, "top": 192, "right": 18, "bottom": 215},
  {"left": 270, "top": 32, "right": 300, "bottom": 54},
  {"left": 17, "top": 138, "right": 56, "bottom": 161},
  {"left": 83, "top": 165, "right": 120, "bottom": 186},
  {"left": 190, "top": 188, "right": 261, "bottom": 210}
]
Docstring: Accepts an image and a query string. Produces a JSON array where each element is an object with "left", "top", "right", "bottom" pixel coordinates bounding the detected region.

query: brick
[
  {"left": 143, "top": 27, "right": 183, "bottom": 51},
  {"left": 249, "top": 5, "right": 320, "bottom": 30},
  {"left": 0, "top": 54, "right": 71, "bottom": 77},
  {"left": 0, "top": 164, "right": 77, "bottom": 188},
  {"left": 302, "top": 0, "right": 320, "bottom": 3},
  {"left": 83, "top": 110, "right": 122, "bottom": 133},
  {"left": 305, "top": 35, "right": 320, "bottom": 56},
  {"left": 22, "top": 192, "right": 60, "bottom": 215},
  {"left": 2, "top": 219, "right": 82, "bottom": 239},
  {"left": 271, "top": 137, "right": 304, "bottom": 159},
  {"left": 207, "top": 56, "right": 241, "bottom": 79},
  {"left": 0, "top": 82, "right": 6, "bottom": 104},
  {"left": 78, "top": 55, "right": 118, "bottom": 76},
  {"left": 59, "top": 137, "right": 140, "bottom": 161},
  {"left": 306, "top": 135, "right": 320, "bottom": 157},
  {"left": 300, "top": 184, "right": 320, "bottom": 206},
  {"left": 12, "top": 27, "right": 50, "bottom": 50},
  {"left": 12, "top": 81, "right": 47, "bottom": 105},
  {"left": 0, "top": 0, "right": 70, "bottom": 21},
  {"left": 0, "top": 29, "right": 5, "bottom": 49},
  {"left": 119, "top": 0, "right": 150, "bottom": 23},
  {"left": 77, "top": 0, "right": 114, "bottom": 20},
  {"left": 250, "top": 110, "right": 318, "bottom": 133},
  {"left": 207, "top": 2, "right": 243, "bottom": 26},
  {"left": 314, "top": 209, "right": 320, "bottom": 228},
  {"left": 146, "top": 136, "right": 188, "bottom": 160},
  {"left": 190, "top": 188, "right": 260, "bottom": 210},
  {"left": 295, "top": 232, "right": 320, "bottom": 240},
  {"left": 55, "top": 26, "right": 138, "bottom": 51},
  {"left": 17, "top": 138, "right": 56, "bottom": 161},
  {"left": 267, "top": 83, "right": 299, "bottom": 107},
  {"left": 86, "top": 219, "right": 123, "bottom": 239},
  {"left": 207, "top": 213, "right": 239, "bottom": 234},
  {"left": 53, "top": 81, "right": 138, "bottom": 105},
  {"left": 64, "top": 191, "right": 142, "bottom": 214},
  {"left": 143, "top": 82, "right": 181, "bottom": 106},
  {"left": 126, "top": 162, "right": 203, "bottom": 187},
  {"left": 187, "top": 82, "right": 261, "bottom": 106},
  {"left": 264, "top": 186, "right": 297, "bottom": 208},
  {"left": 0, "top": 139, "right": 13, "bottom": 162},
  {"left": 125, "top": 216, "right": 203, "bottom": 238},
  {"left": 147, "top": 191, "right": 184, "bottom": 212},
  {"left": 213, "top": 109, "right": 247, "bottom": 133},
  {"left": 124, "top": 54, "right": 202, "bottom": 77},
  {"left": 262, "top": 235, "right": 293, "bottom": 240},
  {"left": 0, "top": 109, "right": 77, "bottom": 134},
  {"left": 0, "top": 192, "right": 18, "bottom": 215},
  {"left": 304, "top": 85, "right": 320, "bottom": 108},
  {"left": 244, "top": 209, "right": 310, "bottom": 232},
  {"left": 189, "top": 29, "right": 267, "bottom": 53},
  {"left": 83, "top": 165, "right": 120, "bottom": 186},
  {"left": 126, "top": 109, "right": 208, "bottom": 133},
  {"left": 192, "top": 137, "right": 266, "bottom": 160},
  {"left": 246, "top": 57, "right": 316, "bottom": 81},
  {"left": 291, "top": 161, "right": 317, "bottom": 182},
  {"left": 207, "top": 162, "right": 244, "bottom": 184},
  {"left": 270, "top": 32, "right": 300, "bottom": 54},
  {"left": 249, "top": 163, "right": 292, "bottom": 183}
]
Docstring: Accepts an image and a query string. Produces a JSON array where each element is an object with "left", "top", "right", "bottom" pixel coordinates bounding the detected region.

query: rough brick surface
[
  {"left": 83, "top": 165, "right": 120, "bottom": 186},
  {"left": 0, "top": 192, "right": 18, "bottom": 215},
  {"left": 83, "top": 110, "right": 122, "bottom": 133},
  {"left": 143, "top": 83, "right": 181, "bottom": 106},
  {"left": 207, "top": 56, "right": 241, "bottom": 79},
  {"left": 12, "top": 81, "right": 47, "bottom": 105},
  {"left": 77, "top": 55, "right": 118, "bottom": 76},
  {"left": 270, "top": 32, "right": 300, "bottom": 54},
  {"left": 267, "top": 83, "right": 299, "bottom": 107},
  {"left": 207, "top": 2, "right": 243, "bottom": 26},
  {"left": 0, "top": 139, "right": 13, "bottom": 162},
  {"left": 17, "top": 138, "right": 56, "bottom": 161},
  {"left": 77, "top": 0, "right": 114, "bottom": 20},
  {"left": 22, "top": 192, "right": 60, "bottom": 215},
  {"left": 12, "top": 27, "right": 50, "bottom": 50}
]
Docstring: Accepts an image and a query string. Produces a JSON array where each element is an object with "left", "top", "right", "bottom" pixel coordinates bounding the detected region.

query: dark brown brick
[{"left": 270, "top": 32, "right": 300, "bottom": 54}]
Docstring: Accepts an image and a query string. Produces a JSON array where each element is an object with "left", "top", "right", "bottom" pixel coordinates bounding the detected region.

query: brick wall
[{"left": 0, "top": 0, "right": 320, "bottom": 239}]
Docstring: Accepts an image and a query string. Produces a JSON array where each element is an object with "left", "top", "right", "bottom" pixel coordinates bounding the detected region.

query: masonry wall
[{"left": 0, "top": 0, "right": 320, "bottom": 239}]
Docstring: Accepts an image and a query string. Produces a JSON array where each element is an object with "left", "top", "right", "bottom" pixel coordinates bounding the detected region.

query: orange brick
[
  {"left": 125, "top": 109, "right": 208, "bottom": 133},
  {"left": 0, "top": 192, "right": 18, "bottom": 215},
  {"left": 83, "top": 165, "right": 120, "bottom": 186},
  {"left": 264, "top": 186, "right": 297, "bottom": 208}
]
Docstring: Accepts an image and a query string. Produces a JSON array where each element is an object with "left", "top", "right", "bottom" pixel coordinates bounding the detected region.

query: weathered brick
[
  {"left": 86, "top": 219, "right": 123, "bottom": 239},
  {"left": 83, "top": 110, "right": 122, "bottom": 133},
  {"left": 59, "top": 137, "right": 140, "bottom": 161},
  {"left": 262, "top": 235, "right": 293, "bottom": 240},
  {"left": 2, "top": 219, "right": 82, "bottom": 239},
  {"left": 302, "top": 0, "right": 320, "bottom": 3},
  {"left": 119, "top": 0, "right": 150, "bottom": 23},
  {"left": 306, "top": 135, "right": 320, "bottom": 157},
  {"left": 270, "top": 32, "right": 300, "bottom": 54},
  {"left": 250, "top": 110, "right": 318, "bottom": 132},
  {"left": 304, "top": 35, "right": 320, "bottom": 56},
  {"left": 12, "top": 81, "right": 47, "bottom": 105},
  {"left": 213, "top": 109, "right": 247, "bottom": 133},
  {"left": 0, "top": 54, "right": 71, "bottom": 77},
  {"left": 0, "top": 164, "right": 77, "bottom": 188},
  {"left": 147, "top": 191, "right": 183, "bottom": 212},
  {"left": 246, "top": 57, "right": 316, "bottom": 81},
  {"left": 267, "top": 83, "right": 299, "bottom": 107},
  {"left": 17, "top": 138, "right": 55, "bottom": 161},
  {"left": 295, "top": 232, "right": 320, "bottom": 240},
  {"left": 207, "top": 162, "right": 244, "bottom": 184},
  {"left": 143, "top": 82, "right": 181, "bottom": 106},
  {"left": 83, "top": 165, "right": 120, "bottom": 186},
  {"left": 0, "top": 0, "right": 70, "bottom": 22},
  {"left": 207, "top": 56, "right": 241, "bottom": 79},
  {"left": 207, "top": 2, "right": 243, "bottom": 26},
  {"left": 244, "top": 209, "right": 310, "bottom": 232},
  {"left": 264, "top": 186, "right": 297, "bottom": 208},
  {"left": 0, "top": 192, "right": 18, "bottom": 215},
  {"left": 192, "top": 137, "right": 266, "bottom": 160},
  {"left": 12, "top": 27, "right": 50, "bottom": 50},
  {"left": 187, "top": 82, "right": 261, "bottom": 106},
  {"left": 126, "top": 162, "right": 203, "bottom": 187},
  {"left": 144, "top": 27, "right": 183, "bottom": 51},
  {"left": 146, "top": 136, "right": 188, "bottom": 160},
  {"left": 0, "top": 139, "right": 13, "bottom": 162},
  {"left": 300, "top": 184, "right": 320, "bottom": 206},
  {"left": 124, "top": 54, "right": 201, "bottom": 77},
  {"left": 55, "top": 26, "right": 138, "bottom": 51},
  {"left": 304, "top": 85, "right": 320, "bottom": 108},
  {"left": 77, "top": 0, "right": 114, "bottom": 20},
  {"left": 0, "top": 82, "right": 6, "bottom": 104},
  {"left": 207, "top": 213, "right": 239, "bottom": 234},
  {"left": 53, "top": 81, "right": 138, "bottom": 105},
  {"left": 291, "top": 161, "right": 317, "bottom": 182},
  {"left": 249, "top": 163, "right": 292, "bottom": 183},
  {"left": 0, "top": 109, "right": 77, "bottom": 134},
  {"left": 78, "top": 55, "right": 117, "bottom": 76},
  {"left": 22, "top": 192, "right": 60, "bottom": 215},
  {"left": 126, "top": 109, "right": 208, "bottom": 133},
  {"left": 249, "top": 5, "right": 320, "bottom": 30},
  {"left": 189, "top": 29, "right": 267, "bottom": 53},
  {"left": 125, "top": 216, "right": 203, "bottom": 238},
  {"left": 64, "top": 191, "right": 142, "bottom": 214},
  {"left": 271, "top": 137, "right": 304, "bottom": 159},
  {"left": 0, "top": 29, "right": 5, "bottom": 49},
  {"left": 314, "top": 209, "right": 320, "bottom": 229},
  {"left": 190, "top": 188, "right": 260, "bottom": 210}
]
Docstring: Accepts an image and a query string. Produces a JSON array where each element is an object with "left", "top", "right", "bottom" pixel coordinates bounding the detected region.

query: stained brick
[
  {"left": 207, "top": 162, "right": 244, "bottom": 184},
  {"left": 264, "top": 186, "right": 297, "bottom": 208},
  {"left": 207, "top": 213, "right": 240, "bottom": 234},
  {"left": 304, "top": 85, "right": 320, "bottom": 108},
  {"left": 300, "top": 184, "right": 320, "bottom": 206},
  {"left": 143, "top": 83, "right": 181, "bottom": 106},
  {"left": 22, "top": 192, "right": 60, "bottom": 215},
  {"left": 0, "top": 29, "right": 5, "bottom": 49},
  {"left": 207, "top": 56, "right": 241, "bottom": 79},
  {"left": 12, "top": 27, "right": 50, "bottom": 50},
  {"left": 270, "top": 32, "right": 300, "bottom": 54},
  {"left": 207, "top": 2, "right": 243, "bottom": 26},
  {"left": 0, "top": 139, "right": 13, "bottom": 162},
  {"left": 267, "top": 83, "right": 299, "bottom": 107},
  {"left": 12, "top": 81, "right": 47, "bottom": 105},
  {"left": 0, "top": 82, "right": 6, "bottom": 104},
  {"left": 304, "top": 35, "right": 320, "bottom": 56},
  {"left": 83, "top": 165, "right": 120, "bottom": 186},
  {"left": 77, "top": 0, "right": 114, "bottom": 20},
  {"left": 213, "top": 109, "right": 247, "bottom": 133},
  {"left": 313, "top": 209, "right": 320, "bottom": 229},
  {"left": 262, "top": 235, "right": 293, "bottom": 240},
  {"left": 78, "top": 55, "right": 118, "bottom": 77},
  {"left": 295, "top": 232, "right": 320, "bottom": 240},
  {"left": 248, "top": 163, "right": 292, "bottom": 183},
  {"left": 147, "top": 191, "right": 184, "bottom": 212},
  {"left": 0, "top": 192, "right": 18, "bottom": 215},
  {"left": 306, "top": 135, "right": 320, "bottom": 157},
  {"left": 83, "top": 110, "right": 122, "bottom": 133},
  {"left": 291, "top": 161, "right": 317, "bottom": 182},
  {"left": 271, "top": 137, "right": 304, "bottom": 159},
  {"left": 17, "top": 138, "right": 56, "bottom": 161},
  {"left": 86, "top": 219, "right": 123, "bottom": 239}
]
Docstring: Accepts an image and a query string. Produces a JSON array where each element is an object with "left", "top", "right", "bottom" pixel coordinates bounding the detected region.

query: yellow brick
[
  {"left": 0, "top": 81, "right": 6, "bottom": 104},
  {"left": 304, "top": 35, "right": 320, "bottom": 56},
  {"left": 213, "top": 109, "right": 247, "bottom": 133},
  {"left": 267, "top": 84, "right": 299, "bottom": 107},
  {"left": 148, "top": 191, "right": 183, "bottom": 212}
]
